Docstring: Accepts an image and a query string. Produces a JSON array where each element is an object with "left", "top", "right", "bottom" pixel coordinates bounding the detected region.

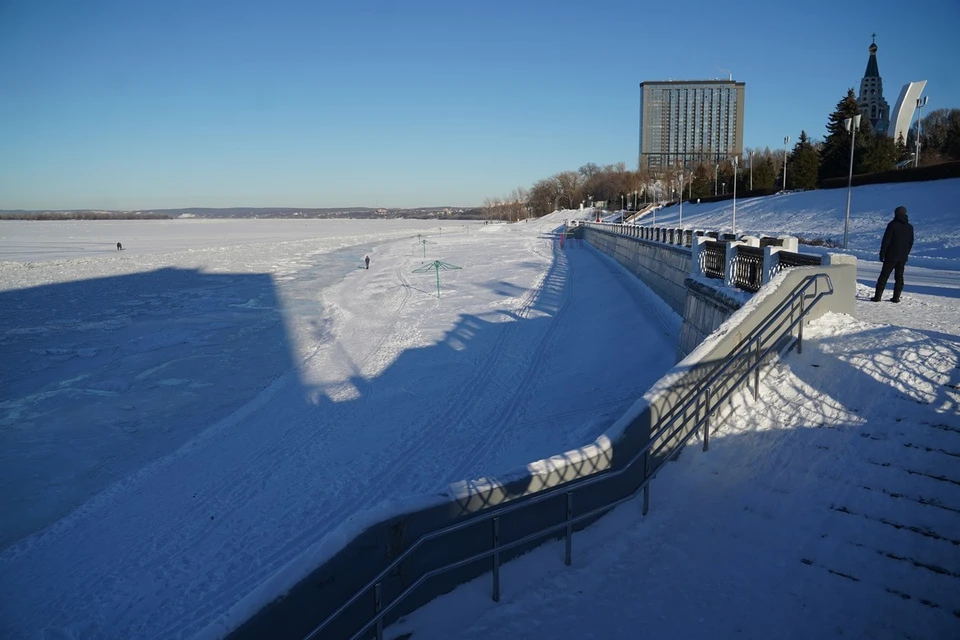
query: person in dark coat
[
  {"left": 364, "top": 255, "right": 370, "bottom": 270},
  {"left": 117, "top": 242, "right": 122, "bottom": 251},
  {"left": 872, "top": 206, "right": 914, "bottom": 303}
]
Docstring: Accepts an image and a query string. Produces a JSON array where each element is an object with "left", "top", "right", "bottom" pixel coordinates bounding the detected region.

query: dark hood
[{"left": 894, "top": 210, "right": 909, "bottom": 223}]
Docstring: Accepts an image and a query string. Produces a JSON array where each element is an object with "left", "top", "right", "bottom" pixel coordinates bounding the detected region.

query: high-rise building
[
  {"left": 857, "top": 34, "right": 890, "bottom": 134},
  {"left": 638, "top": 79, "right": 745, "bottom": 172}
]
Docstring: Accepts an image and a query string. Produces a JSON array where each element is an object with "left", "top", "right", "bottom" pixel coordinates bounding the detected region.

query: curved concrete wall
[{"left": 582, "top": 226, "right": 690, "bottom": 315}]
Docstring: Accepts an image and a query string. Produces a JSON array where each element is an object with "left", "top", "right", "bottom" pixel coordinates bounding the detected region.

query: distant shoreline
[
  {"left": 0, "top": 213, "right": 174, "bottom": 221},
  {"left": 0, "top": 207, "right": 485, "bottom": 221}
]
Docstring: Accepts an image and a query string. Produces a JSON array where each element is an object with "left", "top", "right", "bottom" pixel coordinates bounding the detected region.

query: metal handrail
[{"left": 305, "top": 271, "right": 834, "bottom": 640}]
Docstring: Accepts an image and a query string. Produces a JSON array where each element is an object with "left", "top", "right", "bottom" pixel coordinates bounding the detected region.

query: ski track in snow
[{"left": 0, "top": 221, "right": 680, "bottom": 639}]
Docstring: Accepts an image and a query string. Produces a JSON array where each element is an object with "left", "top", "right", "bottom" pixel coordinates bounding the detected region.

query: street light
[
  {"left": 678, "top": 171, "right": 684, "bottom": 228},
  {"left": 732, "top": 156, "right": 738, "bottom": 235},
  {"left": 714, "top": 163, "right": 719, "bottom": 196},
  {"left": 843, "top": 114, "right": 862, "bottom": 249},
  {"left": 749, "top": 149, "right": 753, "bottom": 191},
  {"left": 915, "top": 95, "right": 929, "bottom": 167},
  {"left": 782, "top": 136, "right": 790, "bottom": 190}
]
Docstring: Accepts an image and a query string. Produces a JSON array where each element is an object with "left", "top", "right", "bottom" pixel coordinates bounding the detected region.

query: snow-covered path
[{"left": 0, "top": 219, "right": 678, "bottom": 639}]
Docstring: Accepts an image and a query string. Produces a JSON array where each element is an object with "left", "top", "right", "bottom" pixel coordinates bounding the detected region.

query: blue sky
[{"left": 1, "top": 0, "right": 957, "bottom": 210}]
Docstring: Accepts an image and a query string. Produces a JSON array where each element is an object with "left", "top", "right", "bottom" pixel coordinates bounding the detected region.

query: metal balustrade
[
  {"left": 732, "top": 245, "right": 764, "bottom": 293},
  {"left": 702, "top": 241, "right": 726, "bottom": 279},
  {"left": 581, "top": 223, "right": 823, "bottom": 293},
  {"left": 305, "top": 272, "right": 835, "bottom": 640},
  {"left": 778, "top": 250, "right": 822, "bottom": 268}
]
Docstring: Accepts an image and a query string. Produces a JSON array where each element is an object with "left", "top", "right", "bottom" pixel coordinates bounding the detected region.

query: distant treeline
[
  {"left": 0, "top": 209, "right": 487, "bottom": 221},
  {"left": 1, "top": 212, "right": 173, "bottom": 221}
]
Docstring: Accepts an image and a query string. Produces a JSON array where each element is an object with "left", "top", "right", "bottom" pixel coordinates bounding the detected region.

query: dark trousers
[{"left": 874, "top": 260, "right": 906, "bottom": 300}]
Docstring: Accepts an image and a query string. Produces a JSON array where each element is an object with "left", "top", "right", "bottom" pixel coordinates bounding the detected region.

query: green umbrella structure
[
  {"left": 414, "top": 235, "right": 432, "bottom": 258},
  {"left": 412, "top": 260, "right": 462, "bottom": 298}
]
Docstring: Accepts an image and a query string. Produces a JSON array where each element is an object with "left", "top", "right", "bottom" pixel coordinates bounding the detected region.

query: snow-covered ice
[
  {"left": 1, "top": 180, "right": 958, "bottom": 640},
  {"left": 0, "top": 218, "right": 678, "bottom": 638}
]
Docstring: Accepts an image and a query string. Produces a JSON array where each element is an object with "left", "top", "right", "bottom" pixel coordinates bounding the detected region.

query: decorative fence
[
  {"left": 731, "top": 245, "right": 764, "bottom": 293},
  {"left": 578, "top": 221, "right": 825, "bottom": 295}
]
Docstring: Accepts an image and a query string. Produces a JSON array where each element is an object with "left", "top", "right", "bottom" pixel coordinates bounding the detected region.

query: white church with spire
[{"left": 857, "top": 34, "right": 890, "bottom": 134}]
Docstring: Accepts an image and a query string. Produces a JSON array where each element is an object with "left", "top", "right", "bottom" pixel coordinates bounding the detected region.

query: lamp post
[
  {"left": 749, "top": 149, "right": 753, "bottom": 191},
  {"left": 732, "top": 156, "right": 738, "bottom": 235},
  {"left": 678, "top": 171, "right": 684, "bottom": 228},
  {"left": 714, "top": 163, "right": 719, "bottom": 196},
  {"left": 782, "top": 136, "right": 790, "bottom": 190},
  {"left": 843, "top": 114, "right": 862, "bottom": 249},
  {"left": 915, "top": 95, "right": 928, "bottom": 167}
]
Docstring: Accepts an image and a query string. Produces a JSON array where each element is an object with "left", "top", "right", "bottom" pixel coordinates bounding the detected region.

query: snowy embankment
[
  {"left": 0, "top": 216, "right": 678, "bottom": 639},
  {"left": 393, "top": 311, "right": 960, "bottom": 640}
]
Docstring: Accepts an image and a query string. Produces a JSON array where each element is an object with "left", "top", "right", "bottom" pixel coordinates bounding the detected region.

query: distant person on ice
[
  {"left": 364, "top": 255, "right": 370, "bottom": 270},
  {"left": 117, "top": 242, "right": 122, "bottom": 251},
  {"left": 872, "top": 205, "right": 914, "bottom": 303}
]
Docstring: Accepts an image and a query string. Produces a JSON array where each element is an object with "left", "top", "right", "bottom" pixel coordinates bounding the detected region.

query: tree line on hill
[
  {"left": 483, "top": 90, "right": 960, "bottom": 220},
  {"left": 0, "top": 211, "right": 174, "bottom": 221}
]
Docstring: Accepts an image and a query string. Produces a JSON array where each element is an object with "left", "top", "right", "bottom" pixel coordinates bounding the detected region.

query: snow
[
  {"left": 0, "top": 217, "right": 677, "bottom": 639},
  {"left": 0, "top": 179, "right": 958, "bottom": 640}
]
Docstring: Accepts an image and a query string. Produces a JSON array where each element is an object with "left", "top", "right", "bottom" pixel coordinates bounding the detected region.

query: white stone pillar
[
  {"left": 778, "top": 235, "right": 799, "bottom": 252},
  {"left": 762, "top": 245, "right": 782, "bottom": 285},
  {"left": 740, "top": 235, "right": 761, "bottom": 248},
  {"left": 691, "top": 236, "right": 711, "bottom": 278},
  {"left": 824, "top": 252, "right": 857, "bottom": 267},
  {"left": 725, "top": 241, "right": 746, "bottom": 287}
]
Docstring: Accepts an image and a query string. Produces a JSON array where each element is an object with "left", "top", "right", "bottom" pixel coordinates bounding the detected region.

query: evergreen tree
[
  {"left": 690, "top": 163, "right": 712, "bottom": 200},
  {"left": 859, "top": 132, "right": 897, "bottom": 174},
  {"left": 895, "top": 132, "right": 911, "bottom": 163},
  {"left": 818, "top": 89, "right": 871, "bottom": 182},
  {"left": 752, "top": 155, "right": 778, "bottom": 190},
  {"left": 786, "top": 131, "right": 819, "bottom": 189}
]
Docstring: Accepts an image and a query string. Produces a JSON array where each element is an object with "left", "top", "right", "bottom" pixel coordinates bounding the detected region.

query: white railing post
[
  {"left": 724, "top": 241, "right": 745, "bottom": 287},
  {"left": 823, "top": 252, "right": 857, "bottom": 268},
  {"left": 691, "top": 235, "right": 710, "bottom": 278},
  {"left": 778, "top": 235, "right": 799, "bottom": 252},
  {"left": 762, "top": 245, "right": 782, "bottom": 285}
]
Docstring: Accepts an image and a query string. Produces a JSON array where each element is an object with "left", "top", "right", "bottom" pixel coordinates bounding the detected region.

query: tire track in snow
[
  {"left": 444, "top": 242, "right": 574, "bottom": 484},
  {"left": 160, "top": 245, "right": 552, "bottom": 636}
]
